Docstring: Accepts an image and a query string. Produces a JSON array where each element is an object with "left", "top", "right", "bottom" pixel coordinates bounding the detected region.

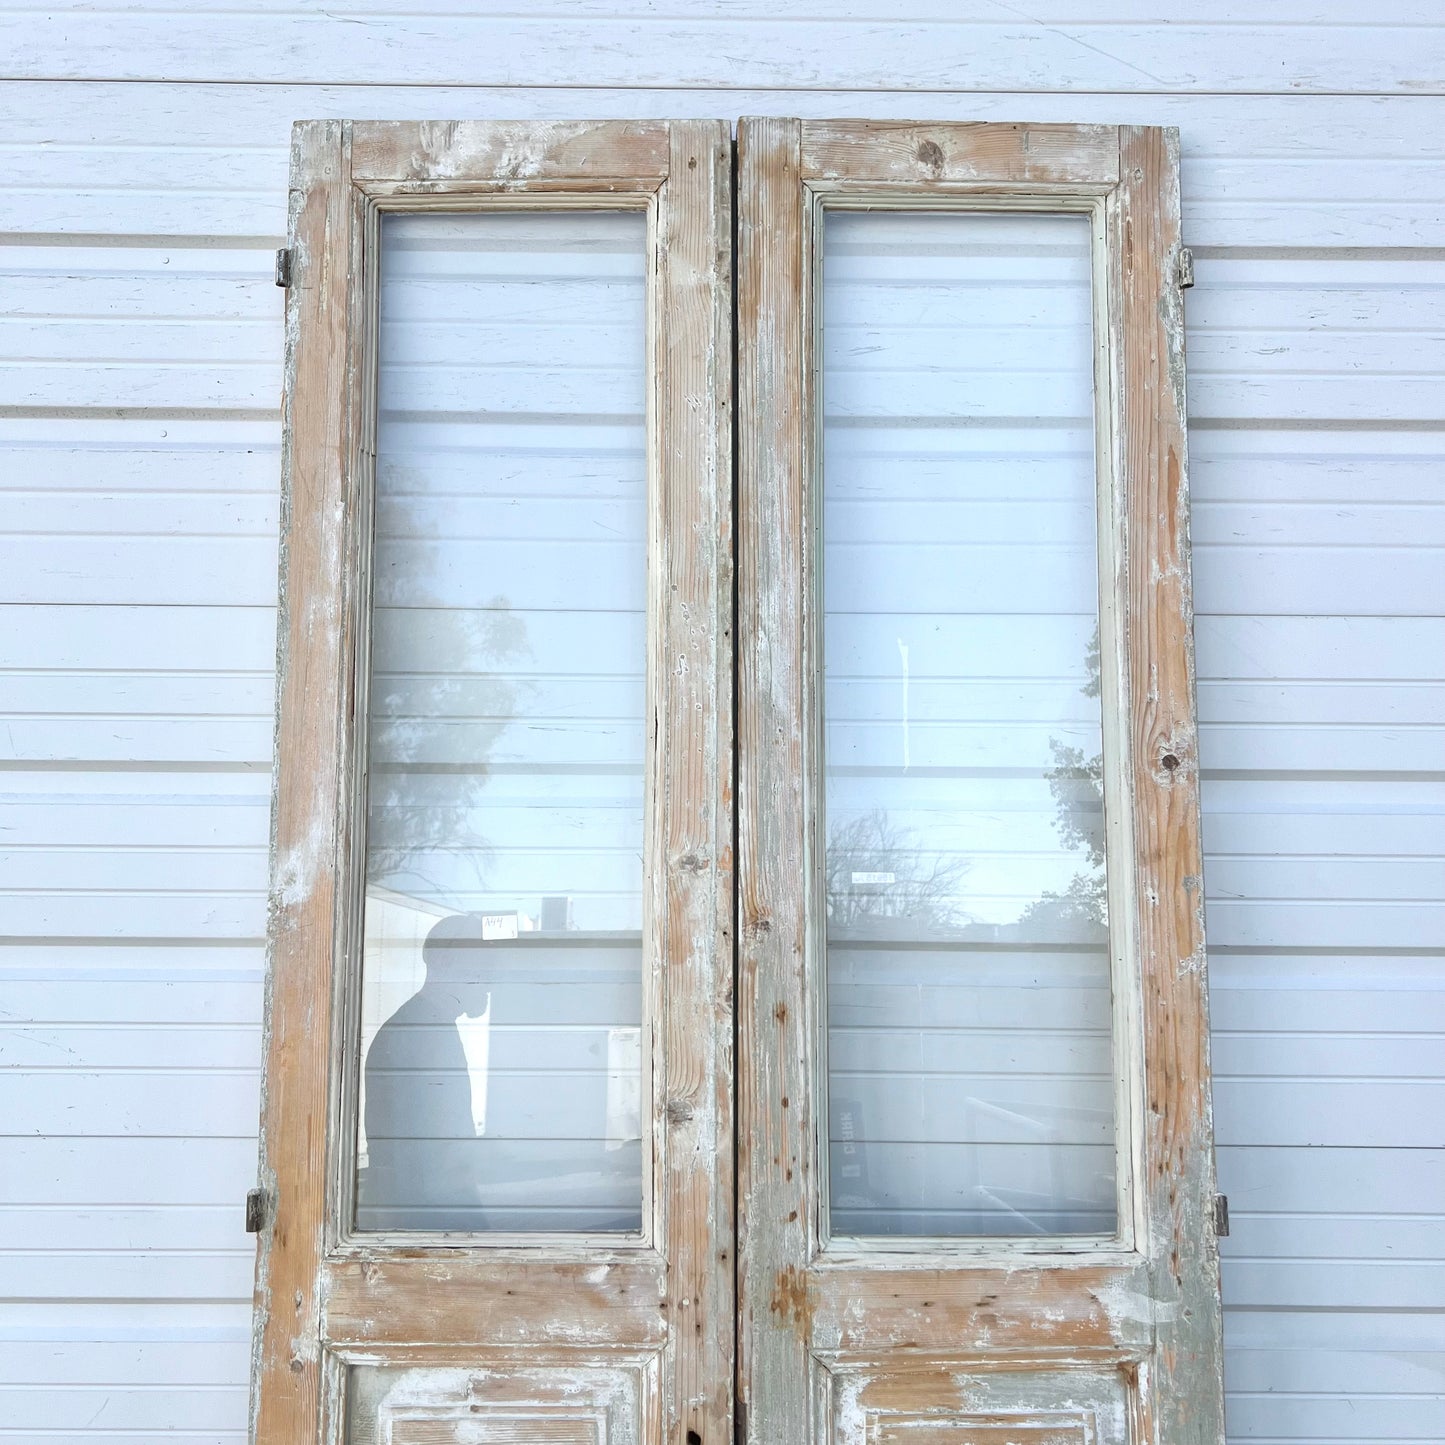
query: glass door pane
[
  {"left": 820, "top": 209, "right": 1116, "bottom": 1238},
  {"left": 355, "top": 210, "right": 649, "bottom": 1234}
]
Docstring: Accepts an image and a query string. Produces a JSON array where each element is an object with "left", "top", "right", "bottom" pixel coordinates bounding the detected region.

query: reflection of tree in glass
[
  {"left": 365, "top": 483, "right": 532, "bottom": 899},
  {"left": 825, "top": 808, "right": 971, "bottom": 934},
  {"left": 1020, "top": 625, "right": 1107, "bottom": 936}
]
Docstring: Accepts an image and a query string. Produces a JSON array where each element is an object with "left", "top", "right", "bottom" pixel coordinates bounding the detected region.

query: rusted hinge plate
[
  {"left": 275, "top": 248, "right": 293, "bottom": 288},
  {"left": 1178, "top": 246, "right": 1196, "bottom": 290},
  {"left": 1213, "top": 1192, "right": 1230, "bottom": 1237},
  {"left": 246, "top": 1186, "right": 269, "bottom": 1233}
]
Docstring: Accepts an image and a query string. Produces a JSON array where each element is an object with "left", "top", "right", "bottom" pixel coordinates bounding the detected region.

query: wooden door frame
[
  {"left": 253, "top": 118, "right": 734, "bottom": 1444},
  {"left": 736, "top": 118, "right": 1224, "bottom": 1444}
]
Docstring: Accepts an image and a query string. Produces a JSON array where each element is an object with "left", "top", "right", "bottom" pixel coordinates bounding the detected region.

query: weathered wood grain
[
  {"left": 807, "top": 1262, "right": 1155, "bottom": 1358},
  {"left": 351, "top": 119, "right": 670, "bottom": 182},
  {"left": 801, "top": 120, "right": 1119, "bottom": 186},
  {"left": 736, "top": 112, "right": 815, "bottom": 1445},
  {"left": 323, "top": 1255, "right": 669, "bottom": 1348},
  {"left": 1115, "top": 123, "right": 1226, "bottom": 1445},
  {"left": 737, "top": 117, "right": 1224, "bottom": 1444},
  {"left": 251, "top": 116, "right": 353, "bottom": 1445},
  {"left": 252, "top": 118, "right": 735, "bottom": 1444},
  {"left": 654, "top": 117, "right": 736, "bottom": 1445}
]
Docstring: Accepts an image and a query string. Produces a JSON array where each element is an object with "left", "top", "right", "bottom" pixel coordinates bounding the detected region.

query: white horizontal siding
[
  {"left": 1, "top": 10, "right": 1442, "bottom": 1440},
  {"left": 3, "top": 87, "right": 1443, "bottom": 248},
  {"left": 4, "top": 2, "right": 1443, "bottom": 93}
]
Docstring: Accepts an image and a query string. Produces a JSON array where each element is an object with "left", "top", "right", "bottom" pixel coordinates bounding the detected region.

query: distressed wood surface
[
  {"left": 653, "top": 117, "right": 736, "bottom": 1445},
  {"left": 806, "top": 1263, "right": 1154, "bottom": 1359},
  {"left": 801, "top": 120, "right": 1119, "bottom": 186},
  {"left": 322, "top": 1255, "right": 669, "bottom": 1348},
  {"left": 251, "top": 116, "right": 353, "bottom": 1445},
  {"left": 251, "top": 118, "right": 735, "bottom": 1444},
  {"left": 736, "top": 113, "right": 813, "bottom": 1445},
  {"left": 736, "top": 117, "right": 1224, "bottom": 1444},
  {"left": 351, "top": 118, "right": 671, "bottom": 182},
  {"left": 1115, "top": 123, "right": 1226, "bottom": 1445}
]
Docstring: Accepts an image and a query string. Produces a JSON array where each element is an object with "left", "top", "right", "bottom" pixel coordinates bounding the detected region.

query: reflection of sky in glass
[
  {"left": 822, "top": 211, "right": 1117, "bottom": 1238},
  {"left": 365, "top": 211, "right": 648, "bottom": 932},
  {"left": 354, "top": 211, "right": 648, "bottom": 1235}
]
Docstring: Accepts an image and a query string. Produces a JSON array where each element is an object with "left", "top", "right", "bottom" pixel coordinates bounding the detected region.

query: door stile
[
  {"left": 253, "top": 116, "right": 355, "bottom": 1445},
  {"left": 652, "top": 119, "right": 738, "bottom": 1444},
  {"left": 253, "top": 118, "right": 735, "bottom": 1445},
  {"left": 1115, "top": 124, "right": 1225, "bottom": 1445},
  {"left": 736, "top": 115, "right": 813, "bottom": 1445}
]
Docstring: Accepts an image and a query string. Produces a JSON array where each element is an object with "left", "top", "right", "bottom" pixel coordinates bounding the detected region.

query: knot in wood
[{"left": 916, "top": 139, "right": 945, "bottom": 174}]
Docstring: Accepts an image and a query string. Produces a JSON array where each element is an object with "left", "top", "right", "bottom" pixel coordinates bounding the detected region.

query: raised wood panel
[
  {"left": 819, "top": 1363, "right": 1130, "bottom": 1445},
  {"left": 347, "top": 1360, "right": 657, "bottom": 1445},
  {"left": 872, "top": 1422, "right": 1090, "bottom": 1445}
]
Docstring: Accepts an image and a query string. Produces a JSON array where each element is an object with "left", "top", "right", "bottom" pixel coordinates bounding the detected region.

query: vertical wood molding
[
  {"left": 736, "top": 114, "right": 813, "bottom": 1445},
  {"left": 1117, "top": 123, "right": 1226, "bottom": 1445},
  {"left": 252, "top": 116, "right": 353, "bottom": 1445}
]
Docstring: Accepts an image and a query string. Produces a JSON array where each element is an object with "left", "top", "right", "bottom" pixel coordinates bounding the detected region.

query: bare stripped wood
[
  {"left": 737, "top": 118, "right": 1224, "bottom": 1444},
  {"left": 801, "top": 120, "right": 1120, "bottom": 186},
  {"left": 654, "top": 117, "right": 736, "bottom": 1445},
  {"left": 822, "top": 1362, "right": 1133, "bottom": 1445},
  {"left": 1115, "top": 123, "right": 1226, "bottom": 1445},
  {"left": 736, "top": 113, "right": 813, "bottom": 1445},
  {"left": 340, "top": 1354, "right": 663, "bottom": 1445},
  {"left": 807, "top": 1263, "right": 1155, "bottom": 1358},
  {"left": 251, "top": 116, "right": 353, "bottom": 1445},
  {"left": 323, "top": 1255, "right": 668, "bottom": 1348},
  {"left": 351, "top": 119, "right": 671, "bottom": 182},
  {"left": 353, "top": 178, "right": 661, "bottom": 202},
  {"left": 252, "top": 118, "right": 734, "bottom": 1444}
]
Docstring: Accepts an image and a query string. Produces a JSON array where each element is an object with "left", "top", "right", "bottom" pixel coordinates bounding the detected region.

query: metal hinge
[
  {"left": 245, "top": 1187, "right": 269, "bottom": 1234},
  {"left": 734, "top": 1397, "right": 748, "bottom": 1445},
  {"left": 1177, "top": 246, "right": 1196, "bottom": 290},
  {"left": 275, "top": 248, "right": 293, "bottom": 288},
  {"left": 1213, "top": 1193, "right": 1230, "bottom": 1237}
]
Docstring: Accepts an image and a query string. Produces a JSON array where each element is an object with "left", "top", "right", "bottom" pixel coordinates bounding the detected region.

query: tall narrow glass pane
[
  {"left": 354, "top": 212, "right": 648, "bottom": 1234},
  {"left": 822, "top": 211, "right": 1115, "bottom": 1238}
]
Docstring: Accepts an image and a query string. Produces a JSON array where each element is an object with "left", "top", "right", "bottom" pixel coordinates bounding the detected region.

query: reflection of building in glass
[
  {"left": 352, "top": 211, "right": 652, "bottom": 1236},
  {"left": 820, "top": 210, "right": 1114, "bottom": 1238}
]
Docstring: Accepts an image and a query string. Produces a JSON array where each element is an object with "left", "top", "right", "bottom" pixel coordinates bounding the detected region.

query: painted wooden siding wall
[{"left": 0, "top": 5, "right": 1441, "bottom": 1439}]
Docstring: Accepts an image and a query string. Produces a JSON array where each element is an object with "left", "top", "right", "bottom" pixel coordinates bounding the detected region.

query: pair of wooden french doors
[{"left": 252, "top": 118, "right": 1225, "bottom": 1445}]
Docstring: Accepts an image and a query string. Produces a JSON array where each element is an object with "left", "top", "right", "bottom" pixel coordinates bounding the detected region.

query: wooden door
[
  {"left": 252, "top": 120, "right": 734, "bottom": 1444},
  {"left": 736, "top": 119, "right": 1226, "bottom": 1444},
  {"left": 255, "top": 114, "right": 1225, "bottom": 1445}
]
